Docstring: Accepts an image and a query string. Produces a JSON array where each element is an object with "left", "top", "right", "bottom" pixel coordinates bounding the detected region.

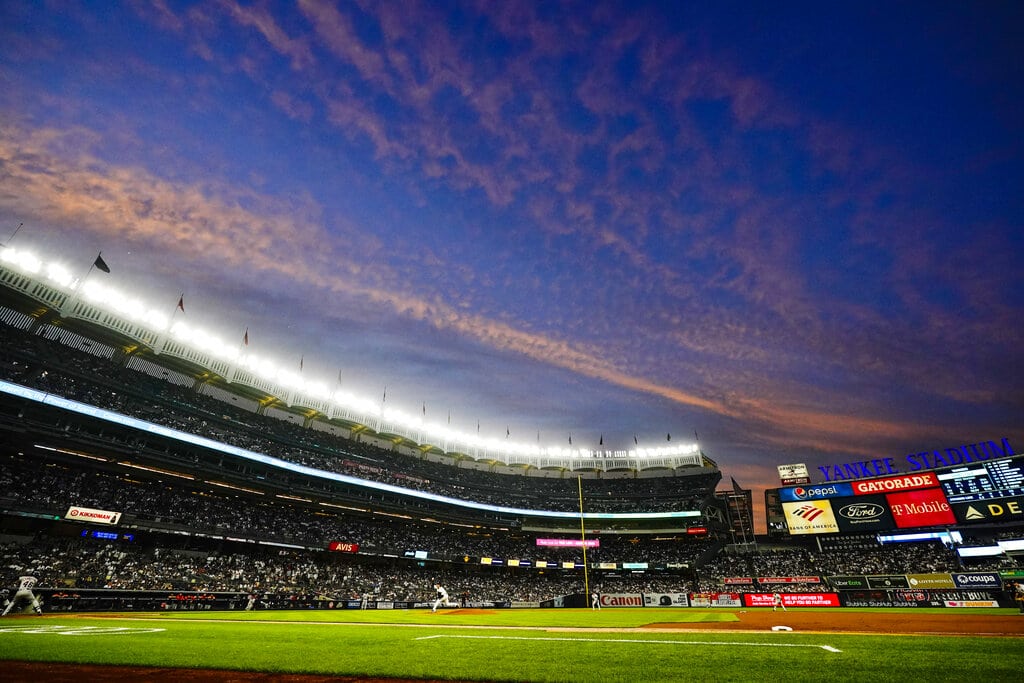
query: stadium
[{"left": 1, "top": 250, "right": 1023, "bottom": 681}]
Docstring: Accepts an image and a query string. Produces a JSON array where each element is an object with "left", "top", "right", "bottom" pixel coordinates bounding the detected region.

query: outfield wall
[{"left": 10, "top": 585, "right": 1017, "bottom": 614}]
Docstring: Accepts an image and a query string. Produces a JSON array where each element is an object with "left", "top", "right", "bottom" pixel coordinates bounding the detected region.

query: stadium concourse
[{"left": 0, "top": 312, "right": 1022, "bottom": 612}]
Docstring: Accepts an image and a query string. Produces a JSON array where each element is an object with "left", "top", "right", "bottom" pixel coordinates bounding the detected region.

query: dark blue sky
[{"left": 1, "top": 1, "right": 1021, "bottom": 527}]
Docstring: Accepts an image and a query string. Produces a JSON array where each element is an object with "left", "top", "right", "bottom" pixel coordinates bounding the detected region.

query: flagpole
[
  {"left": 578, "top": 475, "right": 589, "bottom": 602},
  {"left": 1, "top": 222, "right": 23, "bottom": 247},
  {"left": 63, "top": 252, "right": 108, "bottom": 316}
]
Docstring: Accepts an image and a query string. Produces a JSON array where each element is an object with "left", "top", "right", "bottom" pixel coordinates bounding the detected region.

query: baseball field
[{"left": 1, "top": 607, "right": 1022, "bottom": 682}]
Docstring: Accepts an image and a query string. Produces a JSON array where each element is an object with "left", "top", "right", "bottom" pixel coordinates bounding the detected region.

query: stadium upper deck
[
  {"left": 0, "top": 297, "right": 721, "bottom": 529},
  {"left": 0, "top": 252, "right": 717, "bottom": 476}
]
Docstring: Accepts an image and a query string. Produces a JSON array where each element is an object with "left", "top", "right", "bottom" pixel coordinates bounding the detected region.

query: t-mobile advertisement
[
  {"left": 744, "top": 593, "right": 841, "bottom": 608},
  {"left": 886, "top": 488, "right": 956, "bottom": 529}
]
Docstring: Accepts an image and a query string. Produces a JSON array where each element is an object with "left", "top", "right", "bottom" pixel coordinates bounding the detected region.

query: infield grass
[{"left": 1, "top": 608, "right": 1021, "bottom": 682}]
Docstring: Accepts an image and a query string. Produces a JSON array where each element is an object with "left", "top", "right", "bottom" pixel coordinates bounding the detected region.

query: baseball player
[
  {"left": 591, "top": 590, "right": 601, "bottom": 610},
  {"left": 2, "top": 576, "right": 42, "bottom": 616},
  {"left": 772, "top": 592, "right": 786, "bottom": 612},
  {"left": 432, "top": 583, "right": 453, "bottom": 612},
  {"left": 1016, "top": 582, "right": 1024, "bottom": 614}
]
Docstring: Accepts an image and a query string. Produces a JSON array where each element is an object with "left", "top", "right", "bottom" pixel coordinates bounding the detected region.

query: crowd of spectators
[
  {"left": 0, "top": 536, "right": 695, "bottom": 603},
  {"left": 0, "top": 452, "right": 717, "bottom": 566}
]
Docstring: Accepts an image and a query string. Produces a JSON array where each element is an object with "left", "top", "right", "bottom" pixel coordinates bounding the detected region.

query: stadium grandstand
[{"left": 1, "top": 252, "right": 1022, "bottom": 612}]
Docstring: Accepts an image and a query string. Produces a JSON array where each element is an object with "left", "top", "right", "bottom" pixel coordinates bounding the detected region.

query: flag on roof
[
  {"left": 243, "top": 328, "right": 249, "bottom": 346},
  {"left": 93, "top": 252, "right": 110, "bottom": 273},
  {"left": 176, "top": 294, "right": 185, "bottom": 313}
]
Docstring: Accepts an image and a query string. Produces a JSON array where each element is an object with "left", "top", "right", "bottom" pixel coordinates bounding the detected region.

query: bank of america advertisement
[{"left": 782, "top": 500, "right": 840, "bottom": 534}]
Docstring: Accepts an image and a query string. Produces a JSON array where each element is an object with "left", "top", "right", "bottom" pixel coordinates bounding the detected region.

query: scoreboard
[
  {"left": 938, "top": 458, "right": 1024, "bottom": 503},
  {"left": 778, "top": 454, "right": 1024, "bottom": 535}
]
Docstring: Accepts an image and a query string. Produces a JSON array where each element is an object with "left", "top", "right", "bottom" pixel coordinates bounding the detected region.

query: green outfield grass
[{"left": 1, "top": 609, "right": 1022, "bottom": 682}]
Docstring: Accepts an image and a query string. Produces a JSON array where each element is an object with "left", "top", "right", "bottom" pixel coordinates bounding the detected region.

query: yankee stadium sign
[{"left": 816, "top": 438, "right": 1014, "bottom": 482}]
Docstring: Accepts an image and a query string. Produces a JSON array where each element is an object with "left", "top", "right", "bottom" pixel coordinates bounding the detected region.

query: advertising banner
[
  {"left": 827, "top": 576, "right": 868, "bottom": 589},
  {"left": 599, "top": 593, "right": 644, "bottom": 608},
  {"left": 756, "top": 576, "right": 821, "bottom": 584},
  {"left": 722, "top": 577, "right": 754, "bottom": 585},
  {"left": 853, "top": 473, "right": 939, "bottom": 495},
  {"left": 778, "top": 463, "right": 811, "bottom": 485},
  {"left": 779, "top": 483, "right": 854, "bottom": 502},
  {"left": 744, "top": 593, "right": 840, "bottom": 608},
  {"left": 886, "top": 488, "right": 956, "bottom": 529},
  {"left": 906, "top": 574, "right": 957, "bottom": 589},
  {"left": 866, "top": 575, "right": 910, "bottom": 589},
  {"left": 782, "top": 500, "right": 840, "bottom": 534},
  {"left": 840, "top": 590, "right": 935, "bottom": 608},
  {"left": 689, "top": 592, "right": 742, "bottom": 607},
  {"left": 537, "top": 538, "right": 600, "bottom": 548},
  {"left": 943, "top": 600, "right": 1000, "bottom": 608},
  {"left": 643, "top": 593, "right": 689, "bottom": 607},
  {"left": 64, "top": 506, "right": 121, "bottom": 525},
  {"left": 951, "top": 496, "right": 1024, "bottom": 525},
  {"left": 832, "top": 495, "right": 896, "bottom": 533},
  {"left": 951, "top": 573, "right": 1002, "bottom": 589},
  {"left": 327, "top": 542, "right": 359, "bottom": 553}
]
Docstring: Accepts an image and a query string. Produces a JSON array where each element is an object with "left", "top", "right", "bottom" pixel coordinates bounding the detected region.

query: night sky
[{"left": 2, "top": 2, "right": 1022, "bottom": 528}]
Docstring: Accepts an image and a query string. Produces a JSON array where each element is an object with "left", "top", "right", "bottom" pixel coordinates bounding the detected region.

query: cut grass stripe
[{"left": 414, "top": 634, "right": 842, "bottom": 652}]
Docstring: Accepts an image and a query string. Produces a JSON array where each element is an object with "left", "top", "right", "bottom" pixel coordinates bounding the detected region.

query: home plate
[{"left": 771, "top": 626, "right": 793, "bottom": 631}]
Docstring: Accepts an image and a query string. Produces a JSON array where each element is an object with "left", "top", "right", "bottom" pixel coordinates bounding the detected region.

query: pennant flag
[
  {"left": 694, "top": 429, "right": 700, "bottom": 442},
  {"left": 177, "top": 294, "right": 185, "bottom": 313},
  {"left": 732, "top": 477, "right": 743, "bottom": 495},
  {"left": 476, "top": 420, "right": 480, "bottom": 434},
  {"left": 599, "top": 434, "right": 603, "bottom": 446},
  {"left": 94, "top": 252, "right": 110, "bottom": 273},
  {"left": 299, "top": 355, "right": 304, "bottom": 372},
  {"left": 568, "top": 433, "right": 573, "bottom": 445},
  {"left": 537, "top": 430, "right": 540, "bottom": 443},
  {"left": 506, "top": 426, "right": 510, "bottom": 438},
  {"left": 422, "top": 402, "right": 426, "bottom": 416},
  {"left": 382, "top": 386, "right": 387, "bottom": 403},
  {"left": 447, "top": 409, "right": 451, "bottom": 425},
  {"left": 634, "top": 434, "right": 638, "bottom": 445},
  {"left": 667, "top": 432, "right": 671, "bottom": 442},
  {"left": 337, "top": 369, "right": 343, "bottom": 384},
  {"left": 243, "top": 328, "right": 249, "bottom": 346}
]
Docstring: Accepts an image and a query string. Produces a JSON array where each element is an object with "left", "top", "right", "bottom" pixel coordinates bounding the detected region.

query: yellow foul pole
[{"left": 578, "top": 475, "right": 589, "bottom": 600}]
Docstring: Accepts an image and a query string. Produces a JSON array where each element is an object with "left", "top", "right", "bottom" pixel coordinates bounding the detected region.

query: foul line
[{"left": 415, "top": 634, "right": 842, "bottom": 652}]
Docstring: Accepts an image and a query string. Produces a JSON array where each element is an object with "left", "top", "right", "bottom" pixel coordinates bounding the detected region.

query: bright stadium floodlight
[
  {"left": 277, "top": 370, "right": 304, "bottom": 390},
  {"left": 2, "top": 248, "right": 42, "bottom": 274},
  {"left": 112, "top": 294, "right": 146, "bottom": 321},
  {"left": 45, "top": 262, "right": 74, "bottom": 288},
  {"left": 142, "top": 309, "right": 169, "bottom": 331},
  {"left": 305, "top": 381, "right": 330, "bottom": 400},
  {"left": 81, "top": 279, "right": 109, "bottom": 302}
]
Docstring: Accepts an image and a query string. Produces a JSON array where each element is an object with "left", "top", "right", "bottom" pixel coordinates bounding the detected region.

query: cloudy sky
[{"left": 2, "top": 1, "right": 1021, "bottom": 527}]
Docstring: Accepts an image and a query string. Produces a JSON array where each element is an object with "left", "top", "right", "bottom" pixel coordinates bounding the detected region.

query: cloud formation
[{"left": 1, "top": 1, "right": 1020, "bottom": 530}]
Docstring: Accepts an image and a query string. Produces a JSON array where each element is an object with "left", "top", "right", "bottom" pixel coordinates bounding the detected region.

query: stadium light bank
[{"left": 0, "top": 247, "right": 704, "bottom": 465}]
